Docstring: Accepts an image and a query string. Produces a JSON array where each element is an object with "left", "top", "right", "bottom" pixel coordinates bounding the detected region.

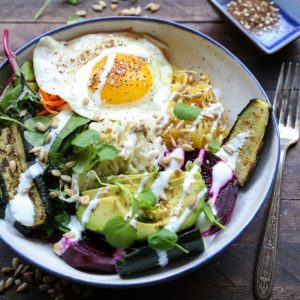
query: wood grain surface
[{"left": 0, "top": 0, "right": 299, "bottom": 299}]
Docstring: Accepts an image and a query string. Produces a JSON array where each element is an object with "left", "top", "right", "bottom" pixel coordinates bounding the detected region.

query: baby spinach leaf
[
  {"left": 136, "top": 189, "right": 156, "bottom": 210},
  {"left": 203, "top": 202, "right": 226, "bottom": 230},
  {"left": 0, "top": 84, "right": 23, "bottom": 112},
  {"left": 54, "top": 211, "right": 71, "bottom": 233},
  {"left": 174, "top": 103, "right": 201, "bottom": 121},
  {"left": 103, "top": 216, "right": 137, "bottom": 249},
  {"left": 208, "top": 139, "right": 221, "bottom": 153},
  {"left": 72, "top": 146, "right": 94, "bottom": 174},
  {"left": 24, "top": 115, "right": 53, "bottom": 130},
  {"left": 50, "top": 114, "right": 89, "bottom": 154},
  {"left": 148, "top": 229, "right": 189, "bottom": 253},
  {"left": 71, "top": 129, "right": 100, "bottom": 148},
  {"left": 96, "top": 144, "right": 118, "bottom": 161},
  {"left": 24, "top": 130, "right": 48, "bottom": 147}
]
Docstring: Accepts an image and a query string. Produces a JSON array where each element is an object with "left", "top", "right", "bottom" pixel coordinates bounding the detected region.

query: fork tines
[{"left": 273, "top": 62, "right": 300, "bottom": 130}]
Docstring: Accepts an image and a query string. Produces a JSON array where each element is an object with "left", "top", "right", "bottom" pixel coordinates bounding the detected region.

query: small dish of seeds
[{"left": 209, "top": 0, "right": 300, "bottom": 54}]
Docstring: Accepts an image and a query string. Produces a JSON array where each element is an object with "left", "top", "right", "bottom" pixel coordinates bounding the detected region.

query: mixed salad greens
[{"left": 0, "top": 30, "right": 271, "bottom": 276}]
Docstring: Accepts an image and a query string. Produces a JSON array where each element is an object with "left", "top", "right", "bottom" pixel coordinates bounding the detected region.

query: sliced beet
[{"left": 61, "top": 239, "right": 125, "bottom": 274}]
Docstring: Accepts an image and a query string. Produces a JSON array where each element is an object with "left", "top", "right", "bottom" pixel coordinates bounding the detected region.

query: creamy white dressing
[
  {"left": 94, "top": 53, "right": 116, "bottom": 102},
  {"left": 43, "top": 108, "right": 73, "bottom": 151},
  {"left": 210, "top": 161, "right": 233, "bottom": 206},
  {"left": 81, "top": 198, "right": 101, "bottom": 226},
  {"left": 156, "top": 250, "right": 169, "bottom": 267},
  {"left": 119, "top": 132, "right": 137, "bottom": 158},
  {"left": 216, "top": 131, "right": 249, "bottom": 170},
  {"left": 151, "top": 148, "right": 184, "bottom": 200},
  {"left": 137, "top": 174, "right": 149, "bottom": 193},
  {"left": 190, "top": 102, "right": 225, "bottom": 132},
  {"left": 174, "top": 165, "right": 199, "bottom": 215},
  {"left": 67, "top": 215, "right": 84, "bottom": 242},
  {"left": 195, "top": 211, "right": 212, "bottom": 234},
  {"left": 166, "top": 188, "right": 207, "bottom": 233}
]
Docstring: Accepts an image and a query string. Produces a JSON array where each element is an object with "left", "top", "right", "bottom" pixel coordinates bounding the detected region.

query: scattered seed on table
[
  {"left": 75, "top": 9, "right": 87, "bottom": 17},
  {"left": 47, "top": 288, "right": 56, "bottom": 295},
  {"left": 39, "top": 283, "right": 53, "bottom": 291},
  {"left": 14, "top": 264, "right": 24, "bottom": 277},
  {"left": 5, "top": 277, "right": 14, "bottom": 289},
  {"left": 15, "top": 279, "right": 22, "bottom": 286},
  {"left": 35, "top": 268, "right": 43, "bottom": 283},
  {"left": 23, "top": 272, "right": 34, "bottom": 283},
  {"left": 43, "top": 275, "right": 57, "bottom": 284},
  {"left": 92, "top": 4, "right": 103, "bottom": 12},
  {"left": 54, "top": 282, "right": 63, "bottom": 291},
  {"left": 55, "top": 295, "right": 66, "bottom": 300},
  {"left": 12, "top": 257, "right": 20, "bottom": 269},
  {"left": 2, "top": 266, "right": 14, "bottom": 274},
  {"left": 17, "top": 282, "right": 29, "bottom": 293},
  {"left": 111, "top": 3, "right": 117, "bottom": 10},
  {"left": 0, "top": 280, "right": 5, "bottom": 294},
  {"left": 21, "top": 265, "right": 31, "bottom": 275}
]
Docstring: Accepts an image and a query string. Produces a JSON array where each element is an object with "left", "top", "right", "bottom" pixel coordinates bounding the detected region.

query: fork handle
[{"left": 254, "top": 143, "right": 287, "bottom": 299}]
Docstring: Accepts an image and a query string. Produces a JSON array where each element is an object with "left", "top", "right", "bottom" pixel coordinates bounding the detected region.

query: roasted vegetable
[
  {"left": 117, "top": 229, "right": 204, "bottom": 276},
  {"left": 221, "top": 98, "right": 270, "bottom": 186},
  {"left": 0, "top": 123, "right": 52, "bottom": 231}
]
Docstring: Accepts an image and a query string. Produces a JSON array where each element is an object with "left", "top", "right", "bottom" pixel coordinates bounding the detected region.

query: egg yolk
[{"left": 89, "top": 54, "right": 153, "bottom": 105}]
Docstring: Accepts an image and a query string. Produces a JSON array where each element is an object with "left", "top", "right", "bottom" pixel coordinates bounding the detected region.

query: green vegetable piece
[
  {"left": 66, "top": 15, "right": 84, "bottom": 24},
  {"left": 96, "top": 144, "right": 118, "bottom": 161},
  {"left": 54, "top": 211, "right": 71, "bottom": 233},
  {"left": 72, "top": 147, "right": 94, "bottom": 174},
  {"left": 136, "top": 189, "right": 156, "bottom": 210},
  {"left": 24, "top": 115, "right": 53, "bottom": 131},
  {"left": 50, "top": 114, "right": 89, "bottom": 154},
  {"left": 20, "top": 61, "right": 35, "bottom": 82},
  {"left": 71, "top": 129, "right": 100, "bottom": 148},
  {"left": 103, "top": 216, "right": 137, "bottom": 249},
  {"left": 148, "top": 229, "right": 188, "bottom": 253},
  {"left": 208, "top": 139, "right": 221, "bottom": 153},
  {"left": 24, "top": 130, "right": 48, "bottom": 147},
  {"left": 174, "top": 103, "right": 201, "bottom": 121},
  {"left": 203, "top": 202, "right": 226, "bottom": 230},
  {"left": 67, "top": 0, "right": 81, "bottom": 5},
  {"left": 0, "top": 84, "right": 23, "bottom": 112}
]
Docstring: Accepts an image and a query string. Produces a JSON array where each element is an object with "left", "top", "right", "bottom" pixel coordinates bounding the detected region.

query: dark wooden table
[{"left": 0, "top": 0, "right": 299, "bottom": 299}]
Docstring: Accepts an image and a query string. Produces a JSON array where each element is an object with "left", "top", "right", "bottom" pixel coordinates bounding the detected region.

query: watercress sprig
[{"left": 203, "top": 202, "right": 226, "bottom": 230}]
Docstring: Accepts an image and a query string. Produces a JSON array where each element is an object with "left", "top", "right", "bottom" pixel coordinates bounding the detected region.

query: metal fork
[{"left": 254, "top": 62, "right": 300, "bottom": 299}]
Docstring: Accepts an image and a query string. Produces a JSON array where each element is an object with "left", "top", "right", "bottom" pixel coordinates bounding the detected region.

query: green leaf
[
  {"left": 24, "top": 115, "right": 53, "bottom": 131},
  {"left": 54, "top": 211, "right": 71, "bottom": 233},
  {"left": 208, "top": 139, "right": 221, "bottom": 153},
  {"left": 24, "top": 130, "right": 48, "bottom": 147},
  {"left": 96, "top": 144, "right": 118, "bottom": 161},
  {"left": 0, "top": 84, "right": 23, "bottom": 112},
  {"left": 203, "top": 202, "right": 226, "bottom": 230},
  {"left": 135, "top": 189, "right": 156, "bottom": 210},
  {"left": 173, "top": 103, "right": 201, "bottom": 121},
  {"left": 20, "top": 61, "right": 35, "bottom": 82},
  {"left": 66, "top": 15, "right": 84, "bottom": 24},
  {"left": 72, "top": 146, "right": 94, "bottom": 174},
  {"left": 103, "top": 216, "right": 137, "bottom": 249},
  {"left": 50, "top": 114, "right": 89, "bottom": 154},
  {"left": 67, "top": 0, "right": 81, "bottom": 5},
  {"left": 71, "top": 129, "right": 100, "bottom": 148},
  {"left": 0, "top": 115, "right": 31, "bottom": 131}
]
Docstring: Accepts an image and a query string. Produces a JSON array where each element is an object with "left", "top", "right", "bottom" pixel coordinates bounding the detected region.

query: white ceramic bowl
[{"left": 0, "top": 17, "right": 279, "bottom": 288}]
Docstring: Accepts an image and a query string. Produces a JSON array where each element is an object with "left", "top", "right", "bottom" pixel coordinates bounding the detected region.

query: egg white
[{"left": 33, "top": 33, "right": 173, "bottom": 121}]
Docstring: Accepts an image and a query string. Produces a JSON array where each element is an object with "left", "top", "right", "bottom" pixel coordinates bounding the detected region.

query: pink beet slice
[{"left": 61, "top": 239, "right": 125, "bottom": 274}]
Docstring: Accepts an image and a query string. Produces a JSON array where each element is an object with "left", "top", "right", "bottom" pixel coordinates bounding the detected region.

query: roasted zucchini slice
[
  {"left": 0, "top": 123, "right": 52, "bottom": 231},
  {"left": 222, "top": 98, "right": 271, "bottom": 187}
]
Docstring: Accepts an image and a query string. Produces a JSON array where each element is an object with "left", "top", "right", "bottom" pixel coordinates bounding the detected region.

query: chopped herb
[
  {"left": 148, "top": 229, "right": 189, "bottom": 253},
  {"left": 96, "top": 144, "right": 118, "bottom": 161},
  {"left": 208, "top": 139, "right": 221, "bottom": 153},
  {"left": 54, "top": 211, "right": 71, "bottom": 232},
  {"left": 103, "top": 216, "right": 137, "bottom": 249},
  {"left": 174, "top": 103, "right": 201, "bottom": 121},
  {"left": 135, "top": 189, "right": 156, "bottom": 210},
  {"left": 203, "top": 202, "right": 226, "bottom": 230},
  {"left": 71, "top": 129, "right": 100, "bottom": 148}
]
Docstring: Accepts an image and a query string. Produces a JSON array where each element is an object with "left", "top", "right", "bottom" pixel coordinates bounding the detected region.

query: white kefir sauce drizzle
[
  {"left": 209, "top": 161, "right": 233, "bottom": 206},
  {"left": 190, "top": 103, "right": 225, "bottom": 133},
  {"left": 119, "top": 132, "right": 137, "bottom": 158},
  {"left": 174, "top": 165, "right": 199, "bottom": 215},
  {"left": 5, "top": 108, "right": 73, "bottom": 226},
  {"left": 67, "top": 215, "right": 84, "bottom": 242},
  {"left": 156, "top": 250, "right": 169, "bottom": 267},
  {"left": 151, "top": 147, "right": 184, "bottom": 201},
  {"left": 81, "top": 198, "right": 101, "bottom": 226},
  {"left": 216, "top": 131, "right": 249, "bottom": 170},
  {"left": 166, "top": 188, "right": 207, "bottom": 232},
  {"left": 94, "top": 53, "right": 116, "bottom": 102}
]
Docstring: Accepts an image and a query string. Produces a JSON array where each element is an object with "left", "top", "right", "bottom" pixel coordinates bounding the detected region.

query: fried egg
[{"left": 33, "top": 33, "right": 173, "bottom": 121}]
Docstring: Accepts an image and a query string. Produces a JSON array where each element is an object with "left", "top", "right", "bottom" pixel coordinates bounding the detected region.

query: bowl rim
[{"left": 0, "top": 16, "right": 280, "bottom": 288}]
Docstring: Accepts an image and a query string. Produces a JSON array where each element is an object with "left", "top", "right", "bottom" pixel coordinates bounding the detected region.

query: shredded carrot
[{"left": 38, "top": 89, "right": 67, "bottom": 115}]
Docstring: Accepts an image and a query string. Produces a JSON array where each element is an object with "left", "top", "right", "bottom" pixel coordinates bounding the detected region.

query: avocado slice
[{"left": 77, "top": 170, "right": 206, "bottom": 241}]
